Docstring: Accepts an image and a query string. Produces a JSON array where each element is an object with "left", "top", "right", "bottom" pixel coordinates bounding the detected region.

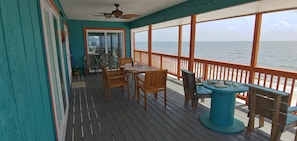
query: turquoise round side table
[{"left": 199, "top": 80, "right": 248, "bottom": 134}]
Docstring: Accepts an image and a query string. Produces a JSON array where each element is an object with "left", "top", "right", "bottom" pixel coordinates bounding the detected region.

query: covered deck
[{"left": 66, "top": 74, "right": 295, "bottom": 141}]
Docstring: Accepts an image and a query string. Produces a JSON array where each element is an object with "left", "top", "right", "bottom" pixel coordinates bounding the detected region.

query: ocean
[{"left": 135, "top": 41, "right": 297, "bottom": 72}]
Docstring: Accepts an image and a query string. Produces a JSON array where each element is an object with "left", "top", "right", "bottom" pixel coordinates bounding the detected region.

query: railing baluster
[
  {"left": 257, "top": 73, "right": 260, "bottom": 85},
  {"left": 239, "top": 70, "right": 242, "bottom": 82},
  {"left": 290, "top": 79, "right": 295, "bottom": 106},
  {"left": 263, "top": 74, "right": 267, "bottom": 87},
  {"left": 231, "top": 68, "right": 234, "bottom": 80},
  {"left": 283, "top": 77, "right": 288, "bottom": 92},
  {"left": 235, "top": 68, "right": 239, "bottom": 82},
  {"left": 270, "top": 75, "right": 274, "bottom": 88},
  {"left": 276, "top": 76, "right": 280, "bottom": 90}
]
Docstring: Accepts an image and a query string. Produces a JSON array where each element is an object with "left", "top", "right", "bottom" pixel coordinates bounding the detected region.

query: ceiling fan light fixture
[{"left": 112, "top": 9, "right": 123, "bottom": 17}]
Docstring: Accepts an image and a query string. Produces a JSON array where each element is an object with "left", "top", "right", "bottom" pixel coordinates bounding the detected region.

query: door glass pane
[
  {"left": 107, "top": 33, "right": 121, "bottom": 58},
  {"left": 53, "top": 16, "right": 67, "bottom": 112},
  {"left": 88, "top": 32, "right": 105, "bottom": 56}
]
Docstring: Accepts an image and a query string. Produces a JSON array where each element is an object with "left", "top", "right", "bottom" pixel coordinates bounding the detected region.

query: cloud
[
  {"left": 225, "top": 27, "right": 238, "bottom": 32},
  {"left": 294, "top": 24, "right": 297, "bottom": 31},
  {"left": 270, "top": 21, "right": 294, "bottom": 31}
]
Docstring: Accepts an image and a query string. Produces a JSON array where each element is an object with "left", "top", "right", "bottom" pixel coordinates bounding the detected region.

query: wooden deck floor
[{"left": 65, "top": 73, "right": 295, "bottom": 141}]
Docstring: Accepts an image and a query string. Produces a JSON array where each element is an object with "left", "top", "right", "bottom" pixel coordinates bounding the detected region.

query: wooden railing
[{"left": 134, "top": 50, "right": 297, "bottom": 106}]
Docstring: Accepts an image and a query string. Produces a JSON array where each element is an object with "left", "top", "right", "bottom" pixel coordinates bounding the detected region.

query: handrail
[{"left": 134, "top": 50, "right": 297, "bottom": 106}]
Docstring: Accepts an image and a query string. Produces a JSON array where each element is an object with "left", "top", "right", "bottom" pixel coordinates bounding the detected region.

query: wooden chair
[
  {"left": 84, "top": 54, "right": 99, "bottom": 74},
  {"left": 118, "top": 57, "right": 133, "bottom": 77},
  {"left": 118, "top": 57, "right": 133, "bottom": 66},
  {"left": 136, "top": 70, "right": 167, "bottom": 110},
  {"left": 101, "top": 64, "right": 130, "bottom": 100},
  {"left": 245, "top": 84, "right": 297, "bottom": 141},
  {"left": 181, "top": 69, "right": 212, "bottom": 110}
]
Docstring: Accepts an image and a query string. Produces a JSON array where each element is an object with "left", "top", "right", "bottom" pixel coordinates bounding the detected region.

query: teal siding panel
[
  {"left": 28, "top": 1, "right": 56, "bottom": 139},
  {"left": 0, "top": 2, "right": 23, "bottom": 140},
  {"left": 26, "top": 0, "right": 55, "bottom": 140},
  {"left": 2, "top": 0, "right": 35, "bottom": 140},
  {"left": 68, "top": 20, "right": 131, "bottom": 70},
  {"left": 0, "top": 0, "right": 55, "bottom": 141},
  {"left": 19, "top": 1, "right": 40, "bottom": 140}
]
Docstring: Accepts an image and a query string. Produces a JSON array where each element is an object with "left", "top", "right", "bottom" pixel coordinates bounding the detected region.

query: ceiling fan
[{"left": 95, "top": 4, "right": 140, "bottom": 19}]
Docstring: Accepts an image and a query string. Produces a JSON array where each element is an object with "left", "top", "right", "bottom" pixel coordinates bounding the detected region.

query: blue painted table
[{"left": 199, "top": 80, "right": 248, "bottom": 134}]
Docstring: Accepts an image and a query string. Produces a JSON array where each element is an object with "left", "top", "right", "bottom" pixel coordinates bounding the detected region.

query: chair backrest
[
  {"left": 143, "top": 70, "right": 167, "bottom": 90},
  {"left": 100, "top": 53, "right": 110, "bottom": 64},
  {"left": 181, "top": 70, "right": 196, "bottom": 96},
  {"left": 247, "top": 84, "right": 289, "bottom": 126},
  {"left": 118, "top": 57, "right": 132, "bottom": 66},
  {"left": 84, "top": 54, "right": 98, "bottom": 68}
]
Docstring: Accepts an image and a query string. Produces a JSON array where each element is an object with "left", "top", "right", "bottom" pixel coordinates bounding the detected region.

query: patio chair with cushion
[
  {"left": 181, "top": 69, "right": 212, "bottom": 110},
  {"left": 245, "top": 84, "right": 297, "bottom": 141}
]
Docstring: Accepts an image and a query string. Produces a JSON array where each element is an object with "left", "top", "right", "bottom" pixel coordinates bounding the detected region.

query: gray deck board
[{"left": 65, "top": 73, "right": 295, "bottom": 141}]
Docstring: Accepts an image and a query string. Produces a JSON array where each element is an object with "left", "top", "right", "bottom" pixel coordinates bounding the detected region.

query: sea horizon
[{"left": 135, "top": 41, "right": 297, "bottom": 72}]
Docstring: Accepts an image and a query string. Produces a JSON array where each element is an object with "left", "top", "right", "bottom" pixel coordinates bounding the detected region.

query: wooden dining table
[{"left": 120, "top": 63, "right": 157, "bottom": 73}]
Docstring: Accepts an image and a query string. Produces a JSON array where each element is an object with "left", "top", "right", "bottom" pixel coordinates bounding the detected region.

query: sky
[{"left": 135, "top": 9, "right": 297, "bottom": 42}]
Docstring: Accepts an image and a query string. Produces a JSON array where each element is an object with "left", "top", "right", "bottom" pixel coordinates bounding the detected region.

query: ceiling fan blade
[
  {"left": 121, "top": 14, "right": 140, "bottom": 19},
  {"left": 93, "top": 13, "right": 113, "bottom": 18}
]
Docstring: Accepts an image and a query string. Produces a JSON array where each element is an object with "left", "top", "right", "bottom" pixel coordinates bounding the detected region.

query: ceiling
[{"left": 59, "top": 0, "right": 186, "bottom": 22}]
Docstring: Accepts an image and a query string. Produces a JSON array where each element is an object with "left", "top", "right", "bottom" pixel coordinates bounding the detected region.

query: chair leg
[
  {"left": 127, "top": 84, "right": 130, "bottom": 101},
  {"left": 192, "top": 97, "right": 198, "bottom": 110},
  {"left": 136, "top": 87, "right": 140, "bottom": 103},
  {"left": 200, "top": 98, "right": 205, "bottom": 102},
  {"left": 294, "top": 130, "right": 297, "bottom": 141},
  {"left": 144, "top": 93, "right": 147, "bottom": 110},
  {"left": 259, "top": 116, "right": 264, "bottom": 127},
  {"left": 245, "top": 120, "right": 252, "bottom": 138},
  {"left": 120, "top": 86, "right": 124, "bottom": 94},
  {"left": 184, "top": 93, "right": 189, "bottom": 107},
  {"left": 108, "top": 90, "right": 112, "bottom": 100},
  {"left": 154, "top": 92, "right": 157, "bottom": 99},
  {"left": 273, "top": 126, "right": 282, "bottom": 141},
  {"left": 164, "top": 90, "right": 166, "bottom": 107}
]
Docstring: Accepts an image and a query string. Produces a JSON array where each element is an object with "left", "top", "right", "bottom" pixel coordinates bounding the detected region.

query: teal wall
[
  {"left": 0, "top": 0, "right": 55, "bottom": 141},
  {"left": 68, "top": 20, "right": 131, "bottom": 70}
]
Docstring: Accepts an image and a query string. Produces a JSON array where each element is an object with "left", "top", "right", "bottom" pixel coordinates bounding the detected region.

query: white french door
[
  {"left": 85, "top": 29, "right": 125, "bottom": 72},
  {"left": 40, "top": 0, "right": 69, "bottom": 140}
]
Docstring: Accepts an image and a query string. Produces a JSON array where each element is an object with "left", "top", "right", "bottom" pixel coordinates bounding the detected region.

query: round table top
[{"left": 203, "top": 80, "right": 248, "bottom": 93}]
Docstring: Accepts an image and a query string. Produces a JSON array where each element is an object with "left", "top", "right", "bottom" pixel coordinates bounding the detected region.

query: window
[
  {"left": 195, "top": 15, "right": 255, "bottom": 65},
  {"left": 258, "top": 9, "right": 297, "bottom": 72},
  {"left": 135, "top": 31, "right": 148, "bottom": 51},
  {"left": 152, "top": 26, "right": 178, "bottom": 55}
]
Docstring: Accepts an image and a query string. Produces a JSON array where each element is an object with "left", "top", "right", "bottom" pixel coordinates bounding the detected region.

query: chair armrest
[
  {"left": 195, "top": 77, "right": 203, "bottom": 83},
  {"left": 107, "top": 70, "right": 124, "bottom": 75},
  {"left": 109, "top": 75, "right": 126, "bottom": 79},
  {"left": 136, "top": 74, "right": 144, "bottom": 83},
  {"left": 288, "top": 106, "right": 297, "bottom": 113}
]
